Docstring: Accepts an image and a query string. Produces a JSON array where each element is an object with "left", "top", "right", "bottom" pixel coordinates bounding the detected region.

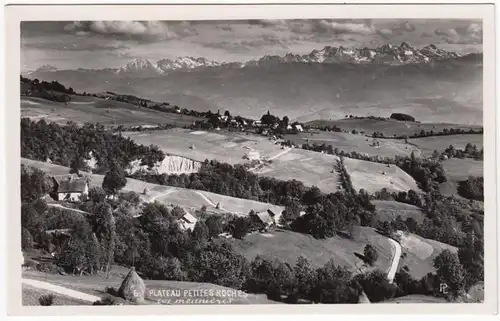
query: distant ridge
[{"left": 32, "top": 43, "right": 482, "bottom": 76}]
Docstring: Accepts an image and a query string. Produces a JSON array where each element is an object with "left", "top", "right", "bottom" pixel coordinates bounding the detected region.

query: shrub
[
  {"left": 363, "top": 244, "right": 378, "bottom": 266},
  {"left": 21, "top": 228, "right": 34, "bottom": 250},
  {"left": 457, "top": 176, "right": 484, "bottom": 201},
  {"left": 38, "top": 294, "right": 54, "bottom": 306}
]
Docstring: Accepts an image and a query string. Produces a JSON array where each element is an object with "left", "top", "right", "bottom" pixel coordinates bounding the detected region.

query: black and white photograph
[{"left": 3, "top": 2, "right": 497, "bottom": 316}]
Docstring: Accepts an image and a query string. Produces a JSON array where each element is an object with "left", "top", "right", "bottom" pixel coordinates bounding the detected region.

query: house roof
[
  {"left": 254, "top": 210, "right": 275, "bottom": 225},
  {"left": 53, "top": 175, "right": 88, "bottom": 193},
  {"left": 181, "top": 212, "right": 197, "bottom": 224}
]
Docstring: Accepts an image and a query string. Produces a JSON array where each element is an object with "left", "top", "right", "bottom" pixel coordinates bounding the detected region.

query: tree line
[{"left": 21, "top": 118, "right": 165, "bottom": 174}]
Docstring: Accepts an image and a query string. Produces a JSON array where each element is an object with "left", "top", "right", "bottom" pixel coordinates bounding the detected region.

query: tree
[
  {"left": 311, "top": 260, "right": 359, "bottom": 303},
  {"left": 282, "top": 116, "right": 290, "bottom": 128},
  {"left": 70, "top": 156, "right": 86, "bottom": 175},
  {"left": 433, "top": 249, "right": 466, "bottom": 297},
  {"left": 21, "top": 165, "right": 53, "bottom": 202},
  {"left": 205, "top": 215, "right": 223, "bottom": 238},
  {"left": 363, "top": 244, "right": 378, "bottom": 266},
  {"left": 102, "top": 166, "right": 127, "bottom": 197},
  {"left": 187, "top": 241, "right": 249, "bottom": 289},
  {"left": 88, "top": 187, "right": 106, "bottom": 203},
  {"left": 293, "top": 255, "right": 317, "bottom": 300},
  {"left": 21, "top": 228, "right": 34, "bottom": 250},
  {"left": 192, "top": 221, "right": 209, "bottom": 244},
  {"left": 93, "top": 202, "right": 116, "bottom": 275},
  {"left": 231, "top": 217, "right": 250, "bottom": 239}
]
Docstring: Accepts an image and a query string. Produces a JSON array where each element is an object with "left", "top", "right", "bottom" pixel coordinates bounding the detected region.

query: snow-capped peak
[
  {"left": 116, "top": 58, "right": 161, "bottom": 75},
  {"left": 156, "top": 56, "right": 223, "bottom": 72},
  {"left": 35, "top": 64, "right": 58, "bottom": 72}
]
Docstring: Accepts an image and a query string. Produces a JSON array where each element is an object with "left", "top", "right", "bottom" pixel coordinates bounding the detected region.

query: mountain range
[
  {"left": 23, "top": 42, "right": 483, "bottom": 125},
  {"left": 27, "top": 43, "right": 477, "bottom": 77}
]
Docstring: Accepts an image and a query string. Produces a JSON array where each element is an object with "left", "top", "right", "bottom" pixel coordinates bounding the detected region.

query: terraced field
[
  {"left": 21, "top": 95, "right": 202, "bottom": 128},
  {"left": 283, "top": 131, "right": 421, "bottom": 158}
]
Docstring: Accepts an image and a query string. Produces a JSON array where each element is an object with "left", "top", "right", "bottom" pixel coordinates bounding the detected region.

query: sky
[{"left": 21, "top": 19, "right": 483, "bottom": 71}]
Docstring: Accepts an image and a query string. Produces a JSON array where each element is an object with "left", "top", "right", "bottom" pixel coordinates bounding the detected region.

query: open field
[
  {"left": 226, "top": 227, "right": 394, "bottom": 275},
  {"left": 372, "top": 201, "right": 425, "bottom": 223},
  {"left": 342, "top": 157, "right": 421, "bottom": 194},
  {"left": 306, "top": 118, "right": 482, "bottom": 138},
  {"left": 253, "top": 148, "right": 420, "bottom": 194},
  {"left": 122, "top": 128, "right": 282, "bottom": 165},
  {"left": 442, "top": 158, "right": 483, "bottom": 181},
  {"left": 22, "top": 158, "right": 284, "bottom": 217},
  {"left": 122, "top": 128, "right": 420, "bottom": 194},
  {"left": 283, "top": 131, "right": 421, "bottom": 158},
  {"left": 22, "top": 269, "right": 276, "bottom": 305},
  {"left": 409, "top": 134, "right": 483, "bottom": 157},
  {"left": 394, "top": 231, "right": 458, "bottom": 279},
  {"left": 438, "top": 158, "right": 483, "bottom": 197},
  {"left": 21, "top": 95, "right": 202, "bottom": 128}
]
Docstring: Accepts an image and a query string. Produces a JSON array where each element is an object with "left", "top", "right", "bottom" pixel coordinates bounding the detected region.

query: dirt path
[
  {"left": 22, "top": 278, "right": 101, "bottom": 303},
  {"left": 268, "top": 147, "right": 292, "bottom": 161},
  {"left": 386, "top": 238, "right": 402, "bottom": 283},
  {"left": 47, "top": 203, "right": 90, "bottom": 215},
  {"left": 194, "top": 191, "right": 229, "bottom": 212}
]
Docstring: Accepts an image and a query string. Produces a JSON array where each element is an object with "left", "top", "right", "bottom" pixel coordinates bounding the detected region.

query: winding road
[
  {"left": 22, "top": 278, "right": 101, "bottom": 303},
  {"left": 386, "top": 237, "right": 402, "bottom": 284}
]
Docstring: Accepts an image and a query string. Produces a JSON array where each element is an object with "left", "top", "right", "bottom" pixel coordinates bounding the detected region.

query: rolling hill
[
  {"left": 28, "top": 53, "right": 482, "bottom": 125},
  {"left": 21, "top": 95, "right": 202, "bottom": 128}
]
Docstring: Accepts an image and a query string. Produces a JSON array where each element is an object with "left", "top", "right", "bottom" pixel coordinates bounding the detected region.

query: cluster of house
[{"left": 48, "top": 174, "right": 279, "bottom": 236}]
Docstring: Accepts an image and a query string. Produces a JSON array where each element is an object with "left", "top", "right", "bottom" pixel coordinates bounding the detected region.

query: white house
[
  {"left": 294, "top": 124, "right": 304, "bottom": 132},
  {"left": 52, "top": 175, "right": 89, "bottom": 202},
  {"left": 244, "top": 150, "right": 261, "bottom": 161},
  {"left": 253, "top": 120, "right": 262, "bottom": 127},
  {"left": 286, "top": 124, "right": 293, "bottom": 130},
  {"left": 178, "top": 212, "right": 198, "bottom": 232}
]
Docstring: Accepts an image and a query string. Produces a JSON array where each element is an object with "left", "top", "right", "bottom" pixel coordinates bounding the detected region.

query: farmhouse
[
  {"left": 244, "top": 150, "right": 261, "bottom": 161},
  {"left": 51, "top": 175, "right": 89, "bottom": 202},
  {"left": 251, "top": 209, "right": 277, "bottom": 231},
  {"left": 253, "top": 120, "right": 262, "bottom": 127},
  {"left": 177, "top": 211, "right": 198, "bottom": 232},
  {"left": 294, "top": 124, "right": 304, "bottom": 132}
]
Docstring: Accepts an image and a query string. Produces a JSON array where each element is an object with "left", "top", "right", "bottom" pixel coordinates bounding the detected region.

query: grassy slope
[
  {"left": 409, "top": 134, "right": 483, "bottom": 157},
  {"left": 394, "top": 231, "right": 458, "bottom": 280},
  {"left": 343, "top": 157, "right": 420, "bottom": 194},
  {"left": 383, "top": 294, "right": 448, "bottom": 303},
  {"left": 306, "top": 118, "right": 481, "bottom": 138},
  {"left": 372, "top": 200, "right": 424, "bottom": 223},
  {"left": 123, "top": 128, "right": 420, "bottom": 194},
  {"left": 227, "top": 227, "right": 394, "bottom": 275},
  {"left": 21, "top": 95, "right": 202, "bottom": 128},
  {"left": 122, "top": 128, "right": 282, "bottom": 165},
  {"left": 439, "top": 157, "right": 483, "bottom": 197},
  {"left": 21, "top": 158, "right": 284, "bottom": 216},
  {"left": 283, "top": 131, "right": 421, "bottom": 158}
]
